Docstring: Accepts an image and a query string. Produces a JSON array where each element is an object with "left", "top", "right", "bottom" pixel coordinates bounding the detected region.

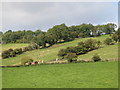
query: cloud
[{"left": 2, "top": 2, "right": 118, "bottom": 32}]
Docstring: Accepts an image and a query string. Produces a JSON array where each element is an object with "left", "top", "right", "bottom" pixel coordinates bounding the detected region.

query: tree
[
  {"left": 36, "top": 32, "right": 47, "bottom": 47},
  {"left": 102, "top": 23, "right": 116, "bottom": 34}
]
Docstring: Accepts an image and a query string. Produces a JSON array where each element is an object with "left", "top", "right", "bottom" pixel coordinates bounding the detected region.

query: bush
[
  {"left": 2, "top": 50, "right": 9, "bottom": 59},
  {"left": 112, "top": 34, "right": 118, "bottom": 42},
  {"left": 64, "top": 53, "right": 78, "bottom": 62},
  {"left": 84, "top": 39, "right": 97, "bottom": 51},
  {"left": 74, "top": 46, "right": 87, "bottom": 55},
  {"left": 57, "top": 49, "right": 67, "bottom": 58},
  {"left": 23, "top": 47, "right": 29, "bottom": 52},
  {"left": 21, "top": 56, "right": 33, "bottom": 65},
  {"left": 14, "top": 48, "right": 23, "bottom": 54},
  {"left": 104, "top": 38, "right": 114, "bottom": 45},
  {"left": 92, "top": 54, "right": 101, "bottom": 62}
]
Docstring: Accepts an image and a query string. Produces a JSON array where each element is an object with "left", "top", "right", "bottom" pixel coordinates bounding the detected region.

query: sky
[{"left": 1, "top": 1, "right": 118, "bottom": 32}]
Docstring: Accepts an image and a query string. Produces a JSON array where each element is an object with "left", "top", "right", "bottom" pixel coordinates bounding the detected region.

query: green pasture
[
  {"left": 2, "top": 43, "right": 29, "bottom": 51},
  {"left": 2, "top": 61, "right": 118, "bottom": 88}
]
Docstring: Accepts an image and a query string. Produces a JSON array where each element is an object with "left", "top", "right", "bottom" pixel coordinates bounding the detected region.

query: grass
[
  {"left": 78, "top": 44, "right": 118, "bottom": 61},
  {"left": 2, "top": 43, "right": 29, "bottom": 51},
  {"left": 1, "top": 35, "right": 118, "bottom": 66},
  {"left": 2, "top": 61, "right": 118, "bottom": 88}
]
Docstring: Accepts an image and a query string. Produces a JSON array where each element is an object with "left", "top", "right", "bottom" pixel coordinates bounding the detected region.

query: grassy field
[
  {"left": 2, "top": 61, "right": 118, "bottom": 88},
  {"left": 2, "top": 43, "right": 29, "bottom": 51},
  {"left": 1, "top": 35, "right": 118, "bottom": 66}
]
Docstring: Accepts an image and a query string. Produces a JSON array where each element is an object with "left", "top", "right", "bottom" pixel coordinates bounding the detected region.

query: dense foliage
[
  {"left": 58, "top": 39, "right": 101, "bottom": 62},
  {"left": 2, "top": 43, "right": 39, "bottom": 59},
  {"left": 1, "top": 23, "right": 116, "bottom": 47}
]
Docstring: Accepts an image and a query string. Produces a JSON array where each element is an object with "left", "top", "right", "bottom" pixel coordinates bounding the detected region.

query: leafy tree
[{"left": 36, "top": 32, "right": 47, "bottom": 47}]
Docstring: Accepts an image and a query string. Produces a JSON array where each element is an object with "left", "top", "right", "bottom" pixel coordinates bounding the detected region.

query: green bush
[
  {"left": 92, "top": 54, "right": 101, "bottom": 62},
  {"left": 23, "top": 47, "right": 29, "bottom": 52},
  {"left": 21, "top": 56, "right": 33, "bottom": 65},
  {"left": 104, "top": 38, "right": 114, "bottom": 45},
  {"left": 64, "top": 53, "right": 78, "bottom": 62},
  {"left": 2, "top": 50, "right": 9, "bottom": 59},
  {"left": 14, "top": 48, "right": 23, "bottom": 54},
  {"left": 112, "top": 34, "right": 118, "bottom": 42},
  {"left": 58, "top": 49, "right": 67, "bottom": 58}
]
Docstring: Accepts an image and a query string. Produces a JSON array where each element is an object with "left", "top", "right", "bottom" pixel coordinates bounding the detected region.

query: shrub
[
  {"left": 84, "top": 39, "right": 97, "bottom": 51},
  {"left": 57, "top": 49, "right": 67, "bottom": 58},
  {"left": 14, "top": 48, "right": 23, "bottom": 54},
  {"left": 27, "top": 45, "right": 33, "bottom": 51},
  {"left": 104, "top": 38, "right": 114, "bottom": 45},
  {"left": 78, "top": 41, "right": 85, "bottom": 46},
  {"left": 64, "top": 53, "right": 78, "bottom": 62},
  {"left": 21, "top": 56, "right": 33, "bottom": 65},
  {"left": 92, "top": 54, "right": 101, "bottom": 62},
  {"left": 112, "top": 34, "right": 118, "bottom": 42},
  {"left": 23, "top": 47, "right": 29, "bottom": 52},
  {"left": 74, "top": 46, "right": 87, "bottom": 55},
  {"left": 2, "top": 50, "right": 9, "bottom": 59},
  {"left": 30, "top": 43, "right": 39, "bottom": 49}
]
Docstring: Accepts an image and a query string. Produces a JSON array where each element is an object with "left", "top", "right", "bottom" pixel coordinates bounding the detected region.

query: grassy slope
[
  {"left": 2, "top": 43, "right": 29, "bottom": 51},
  {"left": 2, "top": 61, "right": 118, "bottom": 88},
  {"left": 78, "top": 44, "right": 118, "bottom": 61},
  {"left": 2, "top": 35, "right": 118, "bottom": 66}
]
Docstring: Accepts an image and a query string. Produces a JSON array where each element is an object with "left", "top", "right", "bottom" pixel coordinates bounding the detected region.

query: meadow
[
  {"left": 2, "top": 61, "right": 118, "bottom": 88},
  {"left": 2, "top": 43, "right": 29, "bottom": 51},
  {"left": 1, "top": 35, "right": 118, "bottom": 66}
]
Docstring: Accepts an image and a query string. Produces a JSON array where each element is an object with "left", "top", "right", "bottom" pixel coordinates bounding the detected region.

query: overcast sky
[{"left": 2, "top": 2, "right": 118, "bottom": 32}]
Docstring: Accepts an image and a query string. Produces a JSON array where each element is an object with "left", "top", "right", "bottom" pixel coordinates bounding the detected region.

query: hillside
[
  {"left": 2, "top": 43, "right": 29, "bottom": 51},
  {"left": 1, "top": 35, "right": 118, "bottom": 66}
]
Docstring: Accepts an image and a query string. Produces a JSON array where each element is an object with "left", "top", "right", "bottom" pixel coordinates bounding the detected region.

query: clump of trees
[
  {"left": 58, "top": 39, "right": 101, "bottom": 62},
  {"left": 2, "top": 43, "right": 39, "bottom": 59},
  {"left": 2, "top": 48, "right": 22, "bottom": 59},
  {"left": 2, "top": 23, "right": 116, "bottom": 47}
]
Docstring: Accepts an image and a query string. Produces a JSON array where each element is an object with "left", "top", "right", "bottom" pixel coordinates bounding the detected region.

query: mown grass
[
  {"left": 2, "top": 61, "right": 118, "bottom": 88},
  {"left": 2, "top": 43, "right": 29, "bottom": 51},
  {"left": 2, "top": 35, "right": 118, "bottom": 66}
]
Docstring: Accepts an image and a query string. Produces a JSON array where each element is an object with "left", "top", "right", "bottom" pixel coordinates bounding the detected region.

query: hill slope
[{"left": 2, "top": 35, "right": 118, "bottom": 66}]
